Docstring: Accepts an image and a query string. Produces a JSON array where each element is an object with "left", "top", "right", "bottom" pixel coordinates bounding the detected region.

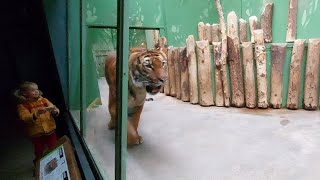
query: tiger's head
[{"left": 129, "top": 48, "right": 168, "bottom": 95}]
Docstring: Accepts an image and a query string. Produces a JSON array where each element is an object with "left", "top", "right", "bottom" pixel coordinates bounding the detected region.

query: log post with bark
[
  {"left": 227, "top": 11, "right": 244, "bottom": 107},
  {"left": 260, "top": 3, "right": 273, "bottom": 42},
  {"left": 227, "top": 38, "right": 245, "bottom": 107},
  {"left": 214, "top": 0, "right": 230, "bottom": 107},
  {"left": 239, "top": 19, "right": 248, "bottom": 43},
  {"left": 254, "top": 29, "right": 268, "bottom": 108},
  {"left": 304, "top": 39, "right": 320, "bottom": 110},
  {"left": 286, "top": 0, "right": 298, "bottom": 42},
  {"left": 196, "top": 40, "right": 214, "bottom": 106},
  {"left": 179, "top": 47, "right": 190, "bottom": 102},
  {"left": 153, "top": 30, "right": 160, "bottom": 48},
  {"left": 287, "top": 39, "right": 306, "bottom": 109},
  {"left": 158, "top": 37, "right": 170, "bottom": 94},
  {"left": 174, "top": 48, "right": 182, "bottom": 99},
  {"left": 242, "top": 42, "right": 256, "bottom": 108},
  {"left": 186, "top": 35, "right": 199, "bottom": 104},
  {"left": 168, "top": 47, "right": 176, "bottom": 97},
  {"left": 213, "top": 42, "right": 224, "bottom": 106},
  {"left": 198, "top": 22, "right": 205, "bottom": 41},
  {"left": 249, "top": 16, "right": 258, "bottom": 43},
  {"left": 227, "top": 11, "right": 239, "bottom": 37},
  {"left": 212, "top": 24, "right": 220, "bottom": 43},
  {"left": 204, "top": 23, "right": 212, "bottom": 44},
  {"left": 270, "top": 44, "right": 287, "bottom": 108}
]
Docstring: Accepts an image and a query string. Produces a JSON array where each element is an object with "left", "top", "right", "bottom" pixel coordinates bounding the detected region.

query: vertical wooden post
[
  {"left": 198, "top": 22, "right": 205, "bottom": 41},
  {"left": 153, "top": 30, "right": 160, "bottom": 48},
  {"left": 174, "top": 48, "right": 182, "bottom": 99},
  {"left": 186, "top": 35, "right": 199, "bottom": 104},
  {"left": 227, "top": 11, "right": 239, "bottom": 38},
  {"left": 211, "top": 24, "right": 220, "bottom": 42},
  {"left": 249, "top": 16, "right": 258, "bottom": 43},
  {"left": 196, "top": 40, "right": 214, "bottom": 106},
  {"left": 227, "top": 36, "right": 245, "bottom": 107},
  {"left": 227, "top": 11, "right": 244, "bottom": 107},
  {"left": 159, "top": 37, "right": 169, "bottom": 94},
  {"left": 242, "top": 42, "right": 256, "bottom": 108},
  {"left": 260, "top": 3, "right": 273, "bottom": 42},
  {"left": 214, "top": 0, "right": 230, "bottom": 107},
  {"left": 158, "top": 36, "right": 167, "bottom": 51},
  {"left": 304, "top": 39, "right": 320, "bottom": 110},
  {"left": 287, "top": 39, "right": 306, "bottom": 109},
  {"left": 204, "top": 23, "right": 212, "bottom": 44},
  {"left": 286, "top": 0, "right": 298, "bottom": 42},
  {"left": 254, "top": 29, "right": 268, "bottom": 108},
  {"left": 270, "top": 44, "right": 287, "bottom": 108},
  {"left": 179, "top": 47, "right": 190, "bottom": 102},
  {"left": 168, "top": 47, "right": 176, "bottom": 97},
  {"left": 213, "top": 42, "right": 224, "bottom": 106},
  {"left": 239, "top": 19, "right": 248, "bottom": 43}
]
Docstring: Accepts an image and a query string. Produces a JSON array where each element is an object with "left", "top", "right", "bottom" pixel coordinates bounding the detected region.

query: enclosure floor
[{"left": 84, "top": 78, "right": 320, "bottom": 180}]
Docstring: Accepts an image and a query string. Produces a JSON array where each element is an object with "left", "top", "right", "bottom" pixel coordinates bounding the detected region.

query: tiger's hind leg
[{"left": 108, "top": 87, "right": 117, "bottom": 130}]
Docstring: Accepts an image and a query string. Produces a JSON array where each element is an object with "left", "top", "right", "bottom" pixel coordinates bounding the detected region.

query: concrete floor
[{"left": 79, "top": 78, "right": 320, "bottom": 180}]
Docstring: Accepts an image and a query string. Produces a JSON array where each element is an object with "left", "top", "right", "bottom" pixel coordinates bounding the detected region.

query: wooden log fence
[
  {"left": 156, "top": 4, "right": 319, "bottom": 112},
  {"left": 186, "top": 35, "right": 199, "bottom": 104},
  {"left": 242, "top": 42, "right": 256, "bottom": 108},
  {"left": 287, "top": 39, "right": 306, "bottom": 110},
  {"left": 260, "top": 3, "right": 273, "bottom": 42},
  {"left": 179, "top": 47, "right": 190, "bottom": 102},
  {"left": 196, "top": 40, "right": 214, "bottom": 106},
  {"left": 254, "top": 29, "right": 268, "bottom": 108},
  {"left": 270, "top": 44, "right": 287, "bottom": 109},
  {"left": 304, "top": 39, "right": 320, "bottom": 110}
]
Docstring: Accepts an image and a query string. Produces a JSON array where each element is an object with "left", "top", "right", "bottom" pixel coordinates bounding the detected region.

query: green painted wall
[
  {"left": 84, "top": 0, "right": 320, "bottom": 48},
  {"left": 240, "top": 0, "right": 320, "bottom": 43},
  {"left": 163, "top": 0, "right": 219, "bottom": 47},
  {"left": 85, "top": 0, "right": 165, "bottom": 27}
]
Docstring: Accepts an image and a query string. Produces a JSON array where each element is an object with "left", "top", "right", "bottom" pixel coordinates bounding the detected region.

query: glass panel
[
  {"left": 68, "top": 0, "right": 81, "bottom": 130},
  {"left": 83, "top": 27, "right": 159, "bottom": 179}
]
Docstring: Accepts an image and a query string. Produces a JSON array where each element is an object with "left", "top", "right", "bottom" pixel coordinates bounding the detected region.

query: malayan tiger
[{"left": 105, "top": 47, "right": 168, "bottom": 146}]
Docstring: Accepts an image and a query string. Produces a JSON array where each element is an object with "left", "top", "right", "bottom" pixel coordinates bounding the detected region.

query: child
[{"left": 15, "top": 81, "right": 60, "bottom": 164}]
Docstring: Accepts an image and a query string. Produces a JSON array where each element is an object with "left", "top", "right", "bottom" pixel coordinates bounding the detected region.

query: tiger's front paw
[
  {"left": 137, "top": 135, "right": 143, "bottom": 144},
  {"left": 127, "top": 135, "right": 143, "bottom": 146},
  {"left": 108, "top": 121, "right": 115, "bottom": 130}
]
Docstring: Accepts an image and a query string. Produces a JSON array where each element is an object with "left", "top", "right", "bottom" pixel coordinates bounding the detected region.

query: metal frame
[
  {"left": 80, "top": 0, "right": 87, "bottom": 137},
  {"left": 79, "top": 0, "right": 129, "bottom": 179},
  {"left": 115, "top": 0, "right": 129, "bottom": 179}
]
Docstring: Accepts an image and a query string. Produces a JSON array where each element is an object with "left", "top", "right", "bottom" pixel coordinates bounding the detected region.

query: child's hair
[
  {"left": 13, "top": 81, "right": 43, "bottom": 103},
  {"left": 19, "top": 81, "right": 37, "bottom": 93}
]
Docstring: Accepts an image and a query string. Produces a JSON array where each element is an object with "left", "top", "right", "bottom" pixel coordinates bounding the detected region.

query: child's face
[{"left": 24, "top": 84, "right": 40, "bottom": 99}]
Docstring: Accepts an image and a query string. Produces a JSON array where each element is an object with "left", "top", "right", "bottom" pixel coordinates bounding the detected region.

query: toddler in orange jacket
[{"left": 15, "top": 81, "right": 60, "bottom": 163}]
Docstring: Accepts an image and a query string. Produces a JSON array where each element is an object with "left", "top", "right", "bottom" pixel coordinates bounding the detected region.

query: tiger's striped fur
[{"left": 105, "top": 48, "right": 168, "bottom": 146}]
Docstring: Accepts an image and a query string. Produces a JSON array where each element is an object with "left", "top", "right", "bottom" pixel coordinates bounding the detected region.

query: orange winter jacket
[{"left": 17, "top": 96, "right": 59, "bottom": 137}]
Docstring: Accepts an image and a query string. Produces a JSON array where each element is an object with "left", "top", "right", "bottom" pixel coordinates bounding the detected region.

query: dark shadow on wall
[{"left": 0, "top": 0, "right": 67, "bottom": 137}]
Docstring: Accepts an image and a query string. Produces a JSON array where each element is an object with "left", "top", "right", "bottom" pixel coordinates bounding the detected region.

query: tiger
[{"left": 105, "top": 47, "right": 168, "bottom": 146}]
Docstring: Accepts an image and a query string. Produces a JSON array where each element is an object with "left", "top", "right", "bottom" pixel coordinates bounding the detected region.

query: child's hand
[
  {"left": 51, "top": 107, "right": 59, "bottom": 116},
  {"left": 33, "top": 108, "right": 46, "bottom": 120},
  {"left": 37, "top": 108, "right": 47, "bottom": 115}
]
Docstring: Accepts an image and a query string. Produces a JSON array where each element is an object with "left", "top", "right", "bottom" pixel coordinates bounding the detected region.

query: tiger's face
[{"left": 131, "top": 50, "right": 168, "bottom": 95}]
